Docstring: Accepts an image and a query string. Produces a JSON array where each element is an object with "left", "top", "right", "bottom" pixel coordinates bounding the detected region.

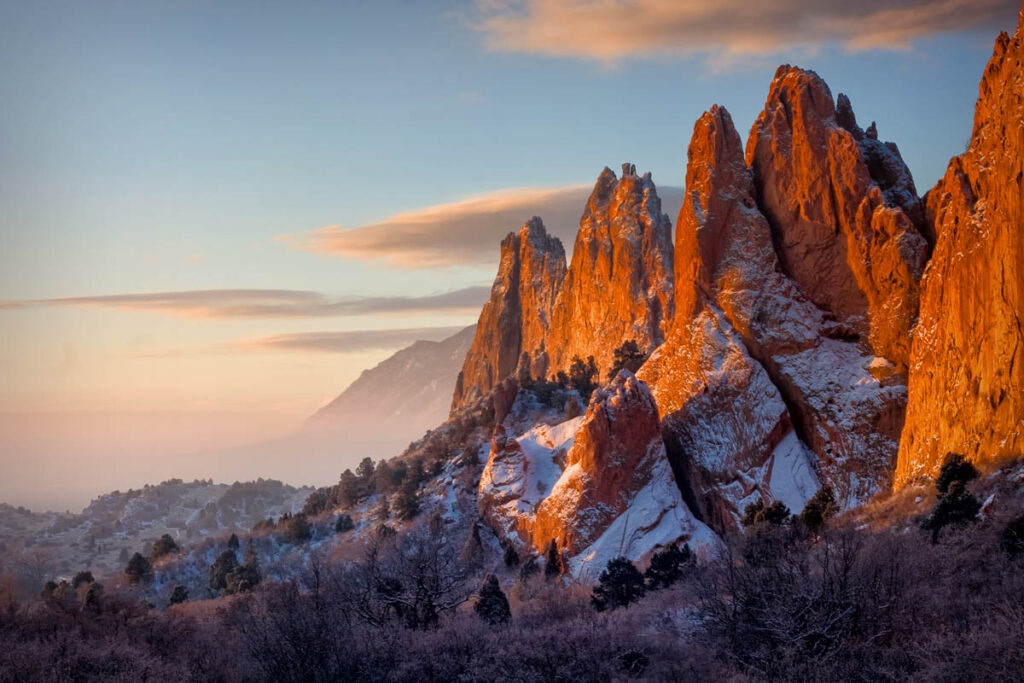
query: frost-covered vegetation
[{"left": 3, "top": 456, "right": 1024, "bottom": 682}]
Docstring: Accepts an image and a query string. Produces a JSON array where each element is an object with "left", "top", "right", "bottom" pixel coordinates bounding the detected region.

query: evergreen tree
[
  {"left": 71, "top": 570, "right": 94, "bottom": 590},
  {"left": 209, "top": 549, "right": 239, "bottom": 591},
  {"left": 644, "top": 543, "right": 692, "bottom": 590},
  {"left": 519, "top": 555, "right": 540, "bottom": 580},
  {"left": 503, "top": 544, "right": 520, "bottom": 568},
  {"left": 124, "top": 552, "right": 153, "bottom": 584},
  {"left": 742, "top": 500, "right": 791, "bottom": 529},
  {"left": 922, "top": 453, "right": 982, "bottom": 542},
  {"left": 150, "top": 533, "right": 180, "bottom": 560},
  {"left": 228, "top": 533, "right": 240, "bottom": 551},
  {"left": 335, "top": 513, "right": 355, "bottom": 533},
  {"left": 935, "top": 453, "right": 979, "bottom": 494},
  {"left": 284, "top": 514, "right": 312, "bottom": 543},
  {"left": 169, "top": 584, "right": 189, "bottom": 605},
  {"left": 225, "top": 541, "right": 261, "bottom": 594},
  {"left": 591, "top": 556, "right": 646, "bottom": 611},
  {"left": 394, "top": 480, "right": 421, "bottom": 521},
  {"left": 356, "top": 456, "right": 377, "bottom": 493},
  {"left": 607, "top": 340, "right": 647, "bottom": 380},
  {"left": 337, "top": 469, "right": 362, "bottom": 508},
  {"left": 544, "top": 540, "right": 562, "bottom": 579},
  {"left": 82, "top": 582, "right": 103, "bottom": 613},
  {"left": 459, "top": 524, "right": 485, "bottom": 569},
  {"left": 568, "top": 355, "right": 599, "bottom": 398},
  {"left": 800, "top": 485, "right": 839, "bottom": 533},
  {"left": 375, "top": 495, "right": 391, "bottom": 522},
  {"left": 474, "top": 574, "right": 511, "bottom": 625}
]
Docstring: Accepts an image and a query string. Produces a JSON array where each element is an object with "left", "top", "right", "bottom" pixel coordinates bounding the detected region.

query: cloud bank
[
  {"left": 230, "top": 326, "right": 468, "bottom": 354},
  {"left": 473, "top": 0, "right": 1017, "bottom": 62},
  {"left": 2, "top": 287, "right": 489, "bottom": 319},
  {"left": 291, "top": 182, "right": 684, "bottom": 268}
]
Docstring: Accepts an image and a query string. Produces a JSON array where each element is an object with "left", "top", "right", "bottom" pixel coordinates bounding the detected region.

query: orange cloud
[
  {"left": 1, "top": 287, "right": 489, "bottom": 320},
  {"left": 288, "top": 184, "right": 684, "bottom": 268},
  {"left": 473, "top": 0, "right": 1017, "bottom": 62}
]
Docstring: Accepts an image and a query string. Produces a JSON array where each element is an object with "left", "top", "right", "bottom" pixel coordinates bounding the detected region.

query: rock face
[
  {"left": 641, "top": 91, "right": 916, "bottom": 514},
  {"left": 453, "top": 164, "right": 674, "bottom": 409},
  {"left": 547, "top": 164, "right": 674, "bottom": 378},
  {"left": 747, "top": 66, "right": 928, "bottom": 369},
  {"left": 896, "top": 10, "right": 1024, "bottom": 485},
  {"left": 478, "top": 373, "right": 715, "bottom": 576},
  {"left": 451, "top": 218, "right": 566, "bottom": 409}
]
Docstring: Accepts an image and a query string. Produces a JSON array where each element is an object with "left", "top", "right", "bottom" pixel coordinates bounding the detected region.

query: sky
[{"left": 0, "top": 0, "right": 1019, "bottom": 509}]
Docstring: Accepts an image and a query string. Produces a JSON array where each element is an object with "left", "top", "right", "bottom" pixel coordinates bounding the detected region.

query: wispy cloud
[
  {"left": 472, "top": 0, "right": 1017, "bottom": 63},
  {"left": 1, "top": 287, "right": 489, "bottom": 319},
  {"left": 228, "top": 326, "right": 469, "bottom": 354},
  {"left": 287, "top": 183, "right": 684, "bottom": 268}
]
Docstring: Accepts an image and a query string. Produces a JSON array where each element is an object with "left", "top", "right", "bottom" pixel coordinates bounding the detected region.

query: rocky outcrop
[
  {"left": 896, "top": 10, "right": 1024, "bottom": 485},
  {"left": 451, "top": 218, "right": 566, "bottom": 409},
  {"left": 478, "top": 373, "right": 715, "bottom": 575},
  {"left": 746, "top": 66, "right": 928, "bottom": 370},
  {"left": 547, "top": 164, "right": 674, "bottom": 378}
]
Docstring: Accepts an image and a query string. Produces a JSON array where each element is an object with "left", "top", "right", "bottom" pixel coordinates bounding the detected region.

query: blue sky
[{"left": 0, "top": 0, "right": 1019, "bottom": 506}]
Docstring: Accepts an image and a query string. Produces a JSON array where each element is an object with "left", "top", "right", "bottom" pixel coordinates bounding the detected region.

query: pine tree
[
  {"left": 800, "top": 485, "right": 839, "bottom": 533},
  {"left": 459, "top": 524, "right": 484, "bottom": 569},
  {"left": 394, "top": 480, "right": 421, "bottom": 521},
  {"left": 544, "top": 540, "right": 562, "bottom": 579},
  {"left": 337, "top": 469, "right": 362, "bottom": 508},
  {"left": 591, "top": 556, "right": 646, "bottom": 611},
  {"left": 225, "top": 540, "right": 261, "bottom": 594},
  {"left": 227, "top": 533, "right": 240, "bottom": 551},
  {"left": 284, "top": 514, "right": 312, "bottom": 543},
  {"left": 607, "top": 340, "right": 647, "bottom": 380},
  {"left": 503, "top": 544, "right": 520, "bottom": 568},
  {"left": 922, "top": 453, "right": 982, "bottom": 542},
  {"left": 124, "top": 552, "right": 153, "bottom": 584},
  {"left": 335, "top": 513, "right": 354, "bottom": 533},
  {"left": 71, "top": 570, "right": 94, "bottom": 590},
  {"left": 82, "top": 582, "right": 103, "bottom": 613},
  {"left": 742, "top": 500, "right": 791, "bottom": 529},
  {"left": 644, "top": 543, "right": 692, "bottom": 590},
  {"left": 169, "top": 584, "right": 189, "bottom": 605},
  {"left": 150, "top": 533, "right": 180, "bottom": 560},
  {"left": 209, "top": 549, "right": 239, "bottom": 591},
  {"left": 474, "top": 574, "right": 511, "bottom": 625}
]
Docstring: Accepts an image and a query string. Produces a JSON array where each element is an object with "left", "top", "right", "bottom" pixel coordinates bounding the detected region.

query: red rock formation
[
  {"left": 478, "top": 374, "right": 715, "bottom": 573},
  {"left": 647, "top": 92, "right": 916, "bottom": 510},
  {"left": 451, "top": 218, "right": 565, "bottom": 409},
  {"left": 547, "top": 164, "right": 674, "bottom": 378},
  {"left": 746, "top": 66, "right": 928, "bottom": 369},
  {"left": 896, "top": 9, "right": 1024, "bottom": 485}
]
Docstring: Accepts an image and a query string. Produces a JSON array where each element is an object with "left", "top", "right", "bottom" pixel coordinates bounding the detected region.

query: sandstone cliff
[
  {"left": 547, "top": 164, "right": 674, "bottom": 379},
  {"left": 478, "top": 373, "right": 716, "bottom": 576},
  {"left": 451, "top": 218, "right": 565, "bottom": 409},
  {"left": 896, "top": 8, "right": 1024, "bottom": 485}
]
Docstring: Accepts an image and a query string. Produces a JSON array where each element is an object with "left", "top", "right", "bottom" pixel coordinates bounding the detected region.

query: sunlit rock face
[
  {"left": 896, "top": 10, "right": 1024, "bottom": 486},
  {"left": 547, "top": 164, "right": 674, "bottom": 379},
  {"left": 451, "top": 218, "right": 565, "bottom": 410},
  {"left": 747, "top": 66, "right": 928, "bottom": 371},
  {"left": 478, "top": 374, "right": 716, "bottom": 577},
  {"left": 644, "top": 60, "right": 938, "bottom": 513}
]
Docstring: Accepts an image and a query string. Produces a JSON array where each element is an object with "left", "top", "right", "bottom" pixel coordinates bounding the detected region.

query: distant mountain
[{"left": 306, "top": 325, "right": 476, "bottom": 438}]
